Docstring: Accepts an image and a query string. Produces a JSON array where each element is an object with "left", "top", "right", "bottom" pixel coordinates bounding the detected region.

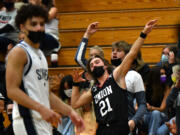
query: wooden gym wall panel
[
  {"left": 58, "top": 9, "right": 180, "bottom": 29},
  {"left": 54, "top": 45, "right": 164, "bottom": 66},
  {"left": 49, "top": 67, "right": 83, "bottom": 76},
  {"left": 55, "top": 0, "right": 180, "bottom": 12},
  {"left": 60, "top": 27, "right": 178, "bottom": 47}
]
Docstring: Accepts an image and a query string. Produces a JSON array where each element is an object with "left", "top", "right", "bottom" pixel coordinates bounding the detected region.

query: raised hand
[
  {"left": 84, "top": 22, "right": 99, "bottom": 38},
  {"left": 72, "top": 70, "right": 86, "bottom": 83},
  {"left": 143, "top": 19, "right": 157, "bottom": 34}
]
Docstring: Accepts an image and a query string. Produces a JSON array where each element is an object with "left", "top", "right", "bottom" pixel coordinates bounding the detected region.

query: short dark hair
[
  {"left": 42, "top": 0, "right": 53, "bottom": 9},
  {"left": 0, "top": 38, "right": 16, "bottom": 53},
  {"left": 15, "top": 4, "right": 48, "bottom": 30}
]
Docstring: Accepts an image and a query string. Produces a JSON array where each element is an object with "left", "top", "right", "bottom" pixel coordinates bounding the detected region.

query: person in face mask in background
[
  {"left": 166, "top": 65, "right": 180, "bottom": 135},
  {"left": 57, "top": 75, "right": 75, "bottom": 135},
  {"left": 111, "top": 41, "right": 130, "bottom": 67},
  {"left": 4, "top": 102, "right": 14, "bottom": 135},
  {"left": 111, "top": 41, "right": 146, "bottom": 135},
  {"left": 156, "top": 46, "right": 170, "bottom": 67},
  {"left": 142, "top": 66, "right": 172, "bottom": 135},
  {"left": 162, "top": 46, "right": 178, "bottom": 88}
]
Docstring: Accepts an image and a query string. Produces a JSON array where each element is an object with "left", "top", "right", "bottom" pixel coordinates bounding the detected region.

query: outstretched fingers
[{"left": 143, "top": 19, "right": 158, "bottom": 34}]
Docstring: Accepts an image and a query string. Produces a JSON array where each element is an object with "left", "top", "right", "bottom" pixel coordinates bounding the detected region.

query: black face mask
[
  {"left": 28, "top": 30, "right": 45, "bottom": 44},
  {"left": 111, "top": 58, "right": 122, "bottom": 67},
  {"left": 3, "top": 2, "right": 14, "bottom": 10},
  {"left": 8, "top": 114, "right": 12, "bottom": 122},
  {"left": 92, "top": 66, "right": 105, "bottom": 78}
]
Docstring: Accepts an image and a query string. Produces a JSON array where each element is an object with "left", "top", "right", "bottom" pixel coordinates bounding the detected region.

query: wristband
[
  {"left": 72, "top": 82, "right": 80, "bottom": 87},
  {"left": 140, "top": 32, "right": 147, "bottom": 39}
]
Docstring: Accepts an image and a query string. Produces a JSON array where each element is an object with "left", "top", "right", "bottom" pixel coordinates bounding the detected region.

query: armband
[
  {"left": 140, "top": 32, "right": 147, "bottom": 39},
  {"left": 72, "top": 82, "right": 80, "bottom": 87}
]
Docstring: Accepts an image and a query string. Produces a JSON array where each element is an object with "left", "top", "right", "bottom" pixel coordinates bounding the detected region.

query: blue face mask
[{"left": 161, "top": 54, "right": 168, "bottom": 63}]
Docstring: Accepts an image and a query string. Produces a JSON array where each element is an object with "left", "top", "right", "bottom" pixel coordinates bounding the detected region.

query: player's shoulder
[
  {"left": 7, "top": 46, "right": 27, "bottom": 64},
  {"left": 127, "top": 70, "right": 141, "bottom": 77}
]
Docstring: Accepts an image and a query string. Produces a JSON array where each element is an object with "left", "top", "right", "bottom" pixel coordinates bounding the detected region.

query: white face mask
[{"left": 64, "top": 89, "right": 72, "bottom": 98}]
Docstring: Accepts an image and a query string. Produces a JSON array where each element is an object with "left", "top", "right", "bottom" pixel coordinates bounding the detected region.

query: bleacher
[{"left": 49, "top": 0, "right": 180, "bottom": 76}]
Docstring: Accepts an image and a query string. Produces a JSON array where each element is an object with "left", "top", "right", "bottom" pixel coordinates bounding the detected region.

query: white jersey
[{"left": 12, "top": 41, "right": 50, "bottom": 120}]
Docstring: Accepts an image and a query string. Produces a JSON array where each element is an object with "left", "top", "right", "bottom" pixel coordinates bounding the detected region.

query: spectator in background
[
  {"left": 74, "top": 22, "right": 110, "bottom": 96},
  {"left": 57, "top": 75, "right": 75, "bottom": 135},
  {"left": 28, "top": 0, "right": 60, "bottom": 57},
  {"left": 0, "top": 0, "right": 5, "bottom": 10},
  {"left": 14, "top": 0, "right": 27, "bottom": 10},
  {"left": 157, "top": 116, "right": 176, "bottom": 135},
  {"left": 156, "top": 45, "right": 170, "bottom": 67},
  {"left": 166, "top": 118, "right": 177, "bottom": 135},
  {"left": 0, "top": 39, "right": 15, "bottom": 135},
  {"left": 110, "top": 41, "right": 147, "bottom": 134},
  {"left": 75, "top": 21, "right": 114, "bottom": 117},
  {"left": 164, "top": 46, "right": 178, "bottom": 87},
  {"left": 110, "top": 41, "right": 130, "bottom": 67},
  {"left": 143, "top": 66, "right": 171, "bottom": 135},
  {"left": 75, "top": 22, "right": 104, "bottom": 70},
  {"left": 28, "top": 0, "right": 41, "bottom": 5},
  {"left": 41, "top": 0, "right": 60, "bottom": 56},
  {"left": 74, "top": 22, "right": 106, "bottom": 112},
  {"left": 4, "top": 103, "right": 14, "bottom": 135},
  {"left": 0, "top": 0, "right": 19, "bottom": 48},
  {"left": 133, "top": 50, "right": 150, "bottom": 86},
  {"left": 0, "top": 51, "right": 5, "bottom": 134},
  {"left": 166, "top": 65, "right": 180, "bottom": 135},
  {"left": 48, "top": 73, "right": 64, "bottom": 135}
]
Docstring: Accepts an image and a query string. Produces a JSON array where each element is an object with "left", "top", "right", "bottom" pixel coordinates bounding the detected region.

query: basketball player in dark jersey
[{"left": 71, "top": 19, "right": 157, "bottom": 135}]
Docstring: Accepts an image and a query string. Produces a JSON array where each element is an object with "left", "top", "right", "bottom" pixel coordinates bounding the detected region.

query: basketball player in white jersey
[{"left": 6, "top": 4, "right": 84, "bottom": 135}]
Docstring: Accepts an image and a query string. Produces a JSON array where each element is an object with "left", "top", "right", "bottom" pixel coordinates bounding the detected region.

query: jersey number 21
[{"left": 99, "top": 97, "right": 113, "bottom": 117}]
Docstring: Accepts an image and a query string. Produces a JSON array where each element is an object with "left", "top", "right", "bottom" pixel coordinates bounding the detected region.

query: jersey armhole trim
[{"left": 17, "top": 43, "right": 32, "bottom": 76}]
